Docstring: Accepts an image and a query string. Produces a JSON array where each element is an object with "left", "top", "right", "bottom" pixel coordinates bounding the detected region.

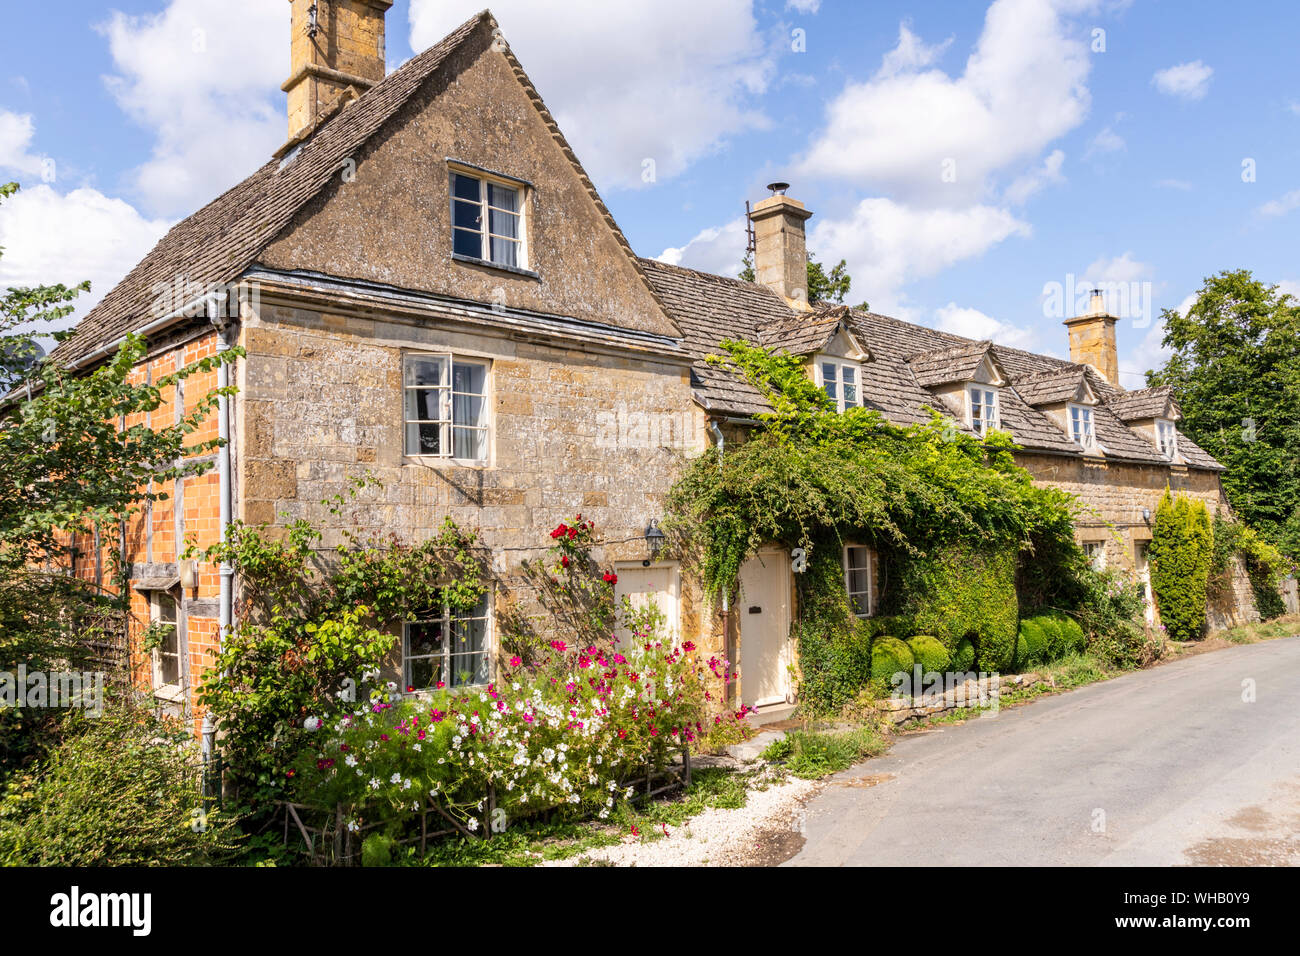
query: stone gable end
[{"left": 257, "top": 26, "right": 678, "bottom": 339}]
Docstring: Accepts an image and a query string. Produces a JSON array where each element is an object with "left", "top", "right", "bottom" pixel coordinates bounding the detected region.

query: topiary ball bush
[
  {"left": 1053, "top": 614, "right": 1086, "bottom": 656},
  {"left": 950, "top": 638, "right": 976, "bottom": 671},
  {"left": 906, "top": 635, "right": 950, "bottom": 674},
  {"left": 1018, "top": 619, "right": 1049, "bottom": 665},
  {"left": 870, "top": 636, "right": 915, "bottom": 685}
]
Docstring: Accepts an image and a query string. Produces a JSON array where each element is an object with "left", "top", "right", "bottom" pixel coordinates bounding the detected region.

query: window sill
[
  {"left": 153, "top": 684, "right": 185, "bottom": 704},
  {"left": 451, "top": 253, "right": 539, "bottom": 281},
  {"left": 404, "top": 455, "right": 492, "bottom": 470}
]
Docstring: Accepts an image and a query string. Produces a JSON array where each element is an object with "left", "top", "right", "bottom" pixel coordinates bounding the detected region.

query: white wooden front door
[
  {"left": 614, "top": 563, "right": 680, "bottom": 646},
  {"left": 1135, "top": 541, "right": 1156, "bottom": 627},
  {"left": 738, "top": 550, "right": 792, "bottom": 708}
]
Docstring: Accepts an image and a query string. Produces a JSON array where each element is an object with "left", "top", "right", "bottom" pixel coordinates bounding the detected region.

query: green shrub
[
  {"left": 1053, "top": 614, "right": 1086, "bottom": 656},
  {"left": 951, "top": 638, "right": 976, "bottom": 671},
  {"left": 1014, "top": 634, "right": 1031, "bottom": 670},
  {"left": 906, "top": 635, "right": 950, "bottom": 674},
  {"left": 1018, "top": 618, "right": 1050, "bottom": 665},
  {"left": 0, "top": 706, "right": 238, "bottom": 865},
  {"left": 1149, "top": 490, "right": 1214, "bottom": 641},
  {"left": 793, "top": 549, "right": 874, "bottom": 714},
  {"left": 890, "top": 544, "right": 1019, "bottom": 671},
  {"left": 870, "top": 636, "right": 914, "bottom": 685}
]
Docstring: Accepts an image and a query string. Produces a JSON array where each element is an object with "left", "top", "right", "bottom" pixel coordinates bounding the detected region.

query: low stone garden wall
[{"left": 875, "top": 672, "right": 1052, "bottom": 727}]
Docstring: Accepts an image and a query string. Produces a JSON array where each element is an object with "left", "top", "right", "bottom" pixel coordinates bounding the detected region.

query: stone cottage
[{"left": 45, "top": 4, "right": 1251, "bottom": 729}]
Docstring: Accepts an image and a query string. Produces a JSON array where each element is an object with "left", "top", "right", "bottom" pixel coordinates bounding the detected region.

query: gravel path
[{"left": 547, "top": 768, "right": 820, "bottom": 867}]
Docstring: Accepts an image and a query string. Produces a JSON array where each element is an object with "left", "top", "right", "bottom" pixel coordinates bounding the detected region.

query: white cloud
[
  {"left": 656, "top": 218, "right": 749, "bottom": 278},
  {"left": 409, "top": 0, "right": 775, "bottom": 190},
  {"left": 0, "top": 183, "right": 170, "bottom": 333},
  {"left": 935, "top": 302, "right": 1038, "bottom": 350},
  {"left": 98, "top": 0, "right": 288, "bottom": 217},
  {"left": 1084, "top": 126, "right": 1125, "bottom": 159},
  {"left": 808, "top": 199, "right": 1031, "bottom": 316},
  {"left": 0, "top": 110, "right": 50, "bottom": 179},
  {"left": 1151, "top": 60, "right": 1213, "bottom": 100},
  {"left": 1082, "top": 251, "right": 1150, "bottom": 286},
  {"left": 1258, "top": 189, "right": 1300, "bottom": 218},
  {"left": 785, "top": 0, "right": 822, "bottom": 12},
  {"left": 796, "top": 0, "right": 1097, "bottom": 205},
  {"left": 1278, "top": 279, "right": 1300, "bottom": 300},
  {"left": 1005, "top": 148, "right": 1065, "bottom": 205},
  {"left": 876, "top": 23, "right": 953, "bottom": 79}
]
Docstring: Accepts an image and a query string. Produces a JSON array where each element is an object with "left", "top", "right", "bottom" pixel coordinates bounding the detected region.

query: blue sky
[{"left": 2, "top": 0, "right": 1298, "bottom": 387}]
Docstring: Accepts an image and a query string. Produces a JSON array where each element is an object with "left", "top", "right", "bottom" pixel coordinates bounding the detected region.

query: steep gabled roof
[
  {"left": 1107, "top": 385, "right": 1182, "bottom": 422},
  {"left": 51, "top": 9, "right": 678, "bottom": 367},
  {"left": 756, "top": 306, "right": 867, "bottom": 359},
  {"left": 1013, "top": 365, "right": 1094, "bottom": 407},
  {"left": 907, "top": 340, "right": 1002, "bottom": 388}
]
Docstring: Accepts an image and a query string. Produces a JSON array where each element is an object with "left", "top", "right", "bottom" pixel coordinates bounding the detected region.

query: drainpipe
[
  {"left": 208, "top": 294, "right": 234, "bottom": 649},
  {"left": 708, "top": 419, "right": 725, "bottom": 469}
]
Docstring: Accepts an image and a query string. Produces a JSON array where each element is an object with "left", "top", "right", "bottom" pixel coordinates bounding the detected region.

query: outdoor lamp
[
  {"left": 179, "top": 559, "right": 199, "bottom": 591},
  {"left": 643, "top": 519, "right": 666, "bottom": 566},
  {"left": 1142, "top": 507, "right": 1152, "bottom": 523}
]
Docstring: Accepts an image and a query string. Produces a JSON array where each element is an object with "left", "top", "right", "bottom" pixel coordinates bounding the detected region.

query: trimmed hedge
[
  {"left": 1016, "top": 611, "right": 1088, "bottom": 668},
  {"left": 1149, "top": 489, "right": 1214, "bottom": 642},
  {"left": 951, "top": 638, "right": 976, "bottom": 671},
  {"left": 870, "top": 636, "right": 915, "bottom": 684},
  {"left": 891, "top": 544, "right": 1020, "bottom": 672},
  {"left": 906, "top": 634, "right": 951, "bottom": 674}
]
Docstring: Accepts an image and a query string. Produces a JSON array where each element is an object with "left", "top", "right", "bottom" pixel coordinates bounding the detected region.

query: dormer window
[
  {"left": 1069, "top": 404, "right": 1095, "bottom": 449},
  {"left": 818, "top": 359, "right": 863, "bottom": 412},
  {"left": 450, "top": 168, "right": 526, "bottom": 270},
  {"left": 968, "top": 385, "right": 999, "bottom": 436},
  {"left": 1156, "top": 419, "right": 1177, "bottom": 458}
]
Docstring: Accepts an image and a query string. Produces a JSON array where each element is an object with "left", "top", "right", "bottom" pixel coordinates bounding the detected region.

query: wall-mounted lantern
[
  {"left": 179, "top": 559, "right": 199, "bottom": 592},
  {"left": 643, "top": 519, "right": 666, "bottom": 567},
  {"left": 1142, "top": 507, "right": 1152, "bottom": 524}
]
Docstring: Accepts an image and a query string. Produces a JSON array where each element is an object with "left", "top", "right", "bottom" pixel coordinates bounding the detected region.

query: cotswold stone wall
[
  {"left": 239, "top": 301, "right": 702, "bottom": 558},
  {"left": 1015, "top": 451, "right": 1257, "bottom": 629},
  {"left": 236, "top": 299, "right": 717, "bottom": 669},
  {"left": 1207, "top": 556, "right": 1262, "bottom": 631}
]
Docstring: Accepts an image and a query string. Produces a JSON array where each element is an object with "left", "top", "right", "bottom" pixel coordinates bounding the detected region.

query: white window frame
[
  {"left": 449, "top": 168, "right": 527, "bottom": 270},
  {"left": 842, "top": 544, "right": 874, "bottom": 618},
  {"left": 816, "top": 358, "right": 864, "bottom": 413},
  {"left": 1156, "top": 418, "right": 1177, "bottom": 458},
  {"left": 149, "top": 591, "right": 182, "bottom": 699},
  {"left": 1082, "top": 541, "right": 1106, "bottom": 571},
  {"left": 967, "top": 385, "right": 999, "bottom": 437},
  {"left": 403, "top": 593, "right": 493, "bottom": 691},
  {"left": 1069, "top": 403, "right": 1096, "bottom": 449},
  {"left": 403, "top": 352, "right": 491, "bottom": 463}
]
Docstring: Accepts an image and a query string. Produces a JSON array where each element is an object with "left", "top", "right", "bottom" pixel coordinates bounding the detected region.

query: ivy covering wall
[{"left": 666, "top": 340, "right": 1096, "bottom": 714}]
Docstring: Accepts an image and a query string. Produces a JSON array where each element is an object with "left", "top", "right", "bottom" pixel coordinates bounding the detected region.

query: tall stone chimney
[
  {"left": 283, "top": 0, "right": 393, "bottom": 143},
  {"left": 749, "top": 183, "right": 813, "bottom": 311},
  {"left": 1064, "top": 289, "right": 1120, "bottom": 385}
]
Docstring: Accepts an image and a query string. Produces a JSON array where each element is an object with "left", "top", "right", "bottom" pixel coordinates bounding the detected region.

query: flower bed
[{"left": 295, "top": 631, "right": 746, "bottom": 847}]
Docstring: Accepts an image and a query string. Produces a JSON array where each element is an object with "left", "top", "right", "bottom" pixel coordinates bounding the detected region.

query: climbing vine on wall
[{"left": 665, "top": 340, "right": 1091, "bottom": 712}]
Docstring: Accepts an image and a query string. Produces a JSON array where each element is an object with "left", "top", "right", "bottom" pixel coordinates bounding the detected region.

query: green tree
[
  {"left": 1146, "top": 270, "right": 1300, "bottom": 557},
  {"left": 0, "top": 181, "right": 239, "bottom": 780},
  {"left": 1148, "top": 490, "right": 1214, "bottom": 642},
  {"left": 739, "top": 252, "right": 869, "bottom": 310}
]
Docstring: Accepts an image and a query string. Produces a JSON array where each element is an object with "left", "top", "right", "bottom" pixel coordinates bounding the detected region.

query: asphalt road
[{"left": 787, "top": 636, "right": 1300, "bottom": 866}]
